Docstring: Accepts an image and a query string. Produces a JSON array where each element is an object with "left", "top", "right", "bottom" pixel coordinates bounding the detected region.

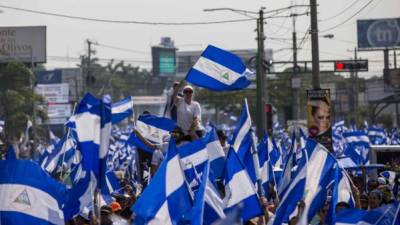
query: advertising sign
[
  {"left": 357, "top": 18, "right": 400, "bottom": 49},
  {"left": 47, "top": 103, "right": 71, "bottom": 118},
  {"left": 0, "top": 26, "right": 46, "bottom": 63},
  {"left": 152, "top": 46, "right": 176, "bottom": 76},
  {"left": 307, "top": 89, "right": 333, "bottom": 152},
  {"left": 35, "top": 70, "right": 62, "bottom": 84},
  {"left": 35, "top": 83, "right": 69, "bottom": 103}
]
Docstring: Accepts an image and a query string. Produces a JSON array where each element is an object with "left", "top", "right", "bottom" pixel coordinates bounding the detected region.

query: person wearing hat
[{"left": 172, "top": 81, "right": 203, "bottom": 140}]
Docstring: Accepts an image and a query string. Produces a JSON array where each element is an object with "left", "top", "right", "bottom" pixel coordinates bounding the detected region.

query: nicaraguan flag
[
  {"left": 223, "top": 148, "right": 262, "bottom": 221},
  {"left": 185, "top": 45, "right": 252, "bottom": 91},
  {"left": 187, "top": 162, "right": 226, "bottom": 225},
  {"left": 335, "top": 201, "right": 400, "bottom": 225},
  {"left": 136, "top": 114, "right": 176, "bottom": 144},
  {"left": 111, "top": 96, "right": 134, "bottom": 124},
  {"left": 133, "top": 138, "right": 192, "bottom": 224},
  {"left": 272, "top": 139, "right": 336, "bottom": 225},
  {"left": 0, "top": 160, "right": 66, "bottom": 225}
]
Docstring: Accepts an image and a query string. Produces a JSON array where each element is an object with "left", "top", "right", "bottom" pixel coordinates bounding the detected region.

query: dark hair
[{"left": 142, "top": 111, "right": 151, "bottom": 115}]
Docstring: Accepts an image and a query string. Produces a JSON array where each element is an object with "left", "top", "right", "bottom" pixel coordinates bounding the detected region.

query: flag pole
[
  {"left": 245, "top": 98, "right": 265, "bottom": 198},
  {"left": 59, "top": 102, "right": 77, "bottom": 180}
]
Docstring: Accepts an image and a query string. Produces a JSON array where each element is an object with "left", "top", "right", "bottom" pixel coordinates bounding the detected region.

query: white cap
[{"left": 183, "top": 85, "right": 194, "bottom": 91}]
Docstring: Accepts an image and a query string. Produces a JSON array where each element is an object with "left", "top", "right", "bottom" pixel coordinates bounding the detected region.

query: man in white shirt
[{"left": 172, "top": 83, "right": 203, "bottom": 140}]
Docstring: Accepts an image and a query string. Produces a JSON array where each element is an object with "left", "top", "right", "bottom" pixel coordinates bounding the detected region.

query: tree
[{"left": 0, "top": 62, "right": 46, "bottom": 142}]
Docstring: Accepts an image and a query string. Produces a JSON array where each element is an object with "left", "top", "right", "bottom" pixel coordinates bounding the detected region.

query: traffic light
[
  {"left": 265, "top": 103, "right": 273, "bottom": 135},
  {"left": 334, "top": 60, "right": 368, "bottom": 72}
]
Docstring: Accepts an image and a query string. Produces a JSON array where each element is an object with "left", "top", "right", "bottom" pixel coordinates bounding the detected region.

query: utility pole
[
  {"left": 292, "top": 15, "right": 300, "bottom": 123},
  {"left": 310, "top": 0, "right": 320, "bottom": 89},
  {"left": 256, "top": 8, "right": 266, "bottom": 139},
  {"left": 85, "top": 39, "right": 93, "bottom": 94},
  {"left": 354, "top": 48, "right": 359, "bottom": 124}
]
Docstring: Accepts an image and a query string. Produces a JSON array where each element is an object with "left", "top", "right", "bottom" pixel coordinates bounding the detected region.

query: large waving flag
[
  {"left": 0, "top": 160, "right": 67, "bottom": 225},
  {"left": 272, "top": 139, "right": 336, "bottom": 225},
  {"left": 133, "top": 138, "right": 192, "bottom": 224},
  {"left": 111, "top": 96, "right": 134, "bottom": 124},
  {"left": 223, "top": 148, "right": 263, "bottom": 221},
  {"left": 185, "top": 45, "right": 252, "bottom": 91}
]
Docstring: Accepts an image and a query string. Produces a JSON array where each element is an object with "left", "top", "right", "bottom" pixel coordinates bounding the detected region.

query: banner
[{"left": 307, "top": 89, "right": 333, "bottom": 152}]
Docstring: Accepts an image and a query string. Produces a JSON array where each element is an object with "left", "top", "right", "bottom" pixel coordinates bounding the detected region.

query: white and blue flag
[
  {"left": 368, "top": 126, "right": 387, "bottom": 145},
  {"left": 335, "top": 201, "right": 400, "bottom": 225},
  {"left": 0, "top": 160, "right": 66, "bottom": 225},
  {"left": 272, "top": 139, "right": 336, "bottom": 225},
  {"left": 185, "top": 45, "right": 252, "bottom": 91},
  {"left": 188, "top": 162, "right": 226, "bottom": 225},
  {"left": 342, "top": 131, "right": 370, "bottom": 166},
  {"left": 133, "top": 138, "right": 192, "bottom": 225},
  {"left": 111, "top": 96, "right": 134, "bottom": 124},
  {"left": 136, "top": 114, "right": 176, "bottom": 145},
  {"left": 223, "top": 148, "right": 262, "bottom": 221},
  {"left": 0, "top": 118, "right": 4, "bottom": 133}
]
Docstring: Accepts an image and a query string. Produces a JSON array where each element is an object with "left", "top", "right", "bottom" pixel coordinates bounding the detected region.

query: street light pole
[
  {"left": 310, "top": 0, "right": 320, "bottom": 89},
  {"left": 256, "top": 9, "right": 266, "bottom": 139}
]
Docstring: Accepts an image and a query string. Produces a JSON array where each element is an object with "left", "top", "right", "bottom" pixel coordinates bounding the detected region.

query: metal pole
[
  {"left": 310, "top": 0, "right": 320, "bottom": 89},
  {"left": 292, "top": 16, "right": 300, "bottom": 121},
  {"left": 354, "top": 48, "right": 359, "bottom": 124},
  {"left": 394, "top": 50, "right": 397, "bottom": 69},
  {"left": 384, "top": 48, "right": 389, "bottom": 70},
  {"left": 86, "top": 39, "right": 92, "bottom": 94},
  {"left": 256, "top": 9, "right": 266, "bottom": 139},
  {"left": 30, "top": 47, "right": 37, "bottom": 158}
]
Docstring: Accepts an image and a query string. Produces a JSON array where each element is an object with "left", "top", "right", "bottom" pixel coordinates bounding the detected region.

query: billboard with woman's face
[{"left": 307, "top": 89, "right": 333, "bottom": 152}]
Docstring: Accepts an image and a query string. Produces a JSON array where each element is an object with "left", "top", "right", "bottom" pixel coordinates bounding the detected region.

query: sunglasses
[{"left": 183, "top": 90, "right": 193, "bottom": 94}]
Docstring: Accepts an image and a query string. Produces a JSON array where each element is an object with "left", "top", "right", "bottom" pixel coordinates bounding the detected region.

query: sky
[{"left": 0, "top": 0, "right": 399, "bottom": 78}]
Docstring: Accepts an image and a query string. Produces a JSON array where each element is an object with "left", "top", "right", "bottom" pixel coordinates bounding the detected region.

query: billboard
[
  {"left": 152, "top": 46, "right": 176, "bottom": 76},
  {"left": 0, "top": 26, "right": 46, "bottom": 63},
  {"left": 36, "top": 70, "right": 62, "bottom": 84},
  {"left": 384, "top": 68, "right": 400, "bottom": 92},
  {"left": 357, "top": 18, "right": 400, "bottom": 49},
  {"left": 35, "top": 83, "right": 69, "bottom": 103},
  {"left": 307, "top": 89, "right": 333, "bottom": 152},
  {"left": 47, "top": 103, "right": 72, "bottom": 118}
]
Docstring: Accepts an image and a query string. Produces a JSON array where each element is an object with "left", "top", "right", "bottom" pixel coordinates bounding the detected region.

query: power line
[
  {"left": 0, "top": 4, "right": 255, "bottom": 25},
  {"left": 93, "top": 43, "right": 150, "bottom": 55},
  {"left": 320, "top": 0, "right": 375, "bottom": 33},
  {"left": 319, "top": 0, "right": 362, "bottom": 22}
]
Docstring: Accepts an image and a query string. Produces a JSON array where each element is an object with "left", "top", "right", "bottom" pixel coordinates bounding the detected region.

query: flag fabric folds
[
  {"left": 335, "top": 201, "right": 400, "bottom": 225},
  {"left": 223, "top": 148, "right": 262, "bottom": 221},
  {"left": 0, "top": 160, "right": 66, "bottom": 225},
  {"left": 272, "top": 139, "right": 337, "bottom": 225},
  {"left": 133, "top": 138, "right": 192, "bottom": 225},
  {"left": 185, "top": 45, "right": 252, "bottom": 91},
  {"left": 136, "top": 114, "right": 176, "bottom": 145},
  {"left": 111, "top": 96, "right": 134, "bottom": 124}
]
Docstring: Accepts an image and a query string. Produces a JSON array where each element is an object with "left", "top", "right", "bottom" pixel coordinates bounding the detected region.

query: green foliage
[{"left": 0, "top": 62, "right": 46, "bottom": 140}]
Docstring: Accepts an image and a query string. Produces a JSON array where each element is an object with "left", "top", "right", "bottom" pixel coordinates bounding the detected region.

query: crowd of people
[{"left": 1, "top": 80, "right": 400, "bottom": 225}]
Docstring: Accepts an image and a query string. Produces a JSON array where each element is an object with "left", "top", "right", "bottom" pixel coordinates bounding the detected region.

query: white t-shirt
[{"left": 176, "top": 98, "right": 201, "bottom": 135}]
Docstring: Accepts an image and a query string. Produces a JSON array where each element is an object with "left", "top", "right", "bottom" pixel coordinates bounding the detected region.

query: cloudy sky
[{"left": 0, "top": 0, "right": 399, "bottom": 77}]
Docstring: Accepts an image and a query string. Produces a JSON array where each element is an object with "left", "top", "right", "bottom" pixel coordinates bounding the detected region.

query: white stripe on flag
[
  {"left": 0, "top": 184, "right": 64, "bottom": 225},
  {"left": 225, "top": 170, "right": 257, "bottom": 208},
  {"left": 232, "top": 114, "right": 251, "bottom": 153},
  {"left": 74, "top": 112, "right": 101, "bottom": 144},
  {"left": 193, "top": 57, "right": 242, "bottom": 85},
  {"left": 166, "top": 155, "right": 185, "bottom": 196},
  {"left": 206, "top": 140, "right": 225, "bottom": 161},
  {"left": 112, "top": 101, "right": 132, "bottom": 114},
  {"left": 180, "top": 149, "right": 208, "bottom": 168},
  {"left": 148, "top": 201, "right": 173, "bottom": 225}
]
